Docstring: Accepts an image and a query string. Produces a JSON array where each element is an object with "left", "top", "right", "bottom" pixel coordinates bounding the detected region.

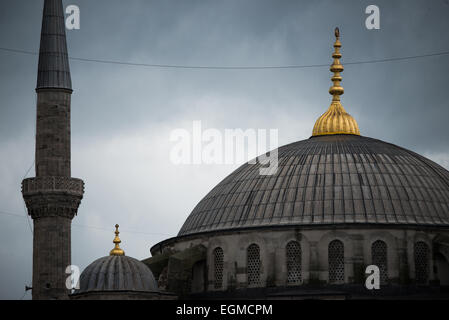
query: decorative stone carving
[{"left": 22, "top": 177, "right": 84, "bottom": 219}]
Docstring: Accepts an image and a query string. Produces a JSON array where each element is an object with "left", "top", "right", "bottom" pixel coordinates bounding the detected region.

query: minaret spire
[
  {"left": 22, "top": 0, "right": 84, "bottom": 300},
  {"left": 37, "top": 0, "right": 72, "bottom": 91},
  {"left": 312, "top": 27, "right": 360, "bottom": 137}
]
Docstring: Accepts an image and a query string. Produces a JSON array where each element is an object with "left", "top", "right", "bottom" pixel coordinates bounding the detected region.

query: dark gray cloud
[{"left": 0, "top": 0, "right": 448, "bottom": 299}]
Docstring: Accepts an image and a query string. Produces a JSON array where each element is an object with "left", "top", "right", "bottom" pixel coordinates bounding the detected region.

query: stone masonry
[{"left": 22, "top": 0, "right": 84, "bottom": 300}]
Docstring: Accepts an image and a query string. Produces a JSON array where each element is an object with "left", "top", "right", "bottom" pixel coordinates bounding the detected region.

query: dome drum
[{"left": 150, "top": 225, "right": 449, "bottom": 297}]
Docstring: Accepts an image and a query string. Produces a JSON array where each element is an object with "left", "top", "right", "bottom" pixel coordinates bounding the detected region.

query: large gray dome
[
  {"left": 75, "top": 255, "right": 158, "bottom": 294},
  {"left": 179, "top": 135, "right": 449, "bottom": 236}
]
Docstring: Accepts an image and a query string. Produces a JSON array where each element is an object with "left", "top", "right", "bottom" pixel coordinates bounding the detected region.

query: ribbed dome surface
[
  {"left": 75, "top": 255, "right": 158, "bottom": 294},
  {"left": 178, "top": 135, "right": 449, "bottom": 236}
]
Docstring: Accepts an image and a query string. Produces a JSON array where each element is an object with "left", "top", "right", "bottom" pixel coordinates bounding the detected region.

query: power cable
[{"left": 0, "top": 47, "right": 448, "bottom": 70}]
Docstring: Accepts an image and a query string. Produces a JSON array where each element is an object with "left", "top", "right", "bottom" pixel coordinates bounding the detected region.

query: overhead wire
[{"left": 0, "top": 47, "right": 448, "bottom": 70}]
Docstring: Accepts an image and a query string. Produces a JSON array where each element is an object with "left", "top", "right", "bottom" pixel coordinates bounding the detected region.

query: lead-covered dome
[
  {"left": 178, "top": 28, "right": 449, "bottom": 237},
  {"left": 74, "top": 225, "right": 159, "bottom": 297},
  {"left": 179, "top": 134, "right": 449, "bottom": 236},
  {"left": 75, "top": 255, "right": 159, "bottom": 294}
]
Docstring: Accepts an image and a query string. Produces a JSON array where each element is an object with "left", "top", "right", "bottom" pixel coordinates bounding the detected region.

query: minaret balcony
[{"left": 21, "top": 177, "right": 84, "bottom": 219}]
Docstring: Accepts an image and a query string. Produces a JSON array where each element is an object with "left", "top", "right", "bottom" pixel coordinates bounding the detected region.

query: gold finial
[
  {"left": 329, "top": 27, "right": 344, "bottom": 101},
  {"left": 110, "top": 224, "right": 125, "bottom": 256},
  {"left": 312, "top": 27, "right": 360, "bottom": 137}
]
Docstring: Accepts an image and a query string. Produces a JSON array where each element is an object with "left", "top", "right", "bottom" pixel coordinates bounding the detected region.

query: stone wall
[
  {"left": 70, "top": 291, "right": 176, "bottom": 300},
  {"left": 150, "top": 226, "right": 449, "bottom": 296}
]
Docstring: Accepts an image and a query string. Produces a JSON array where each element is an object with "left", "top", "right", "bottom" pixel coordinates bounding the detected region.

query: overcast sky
[{"left": 0, "top": 0, "right": 448, "bottom": 299}]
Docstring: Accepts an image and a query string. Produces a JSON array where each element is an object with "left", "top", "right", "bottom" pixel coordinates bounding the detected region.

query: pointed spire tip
[{"left": 36, "top": 0, "right": 72, "bottom": 91}]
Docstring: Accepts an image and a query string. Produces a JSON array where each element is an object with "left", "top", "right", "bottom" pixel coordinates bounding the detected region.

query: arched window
[
  {"left": 286, "top": 241, "right": 302, "bottom": 284},
  {"left": 414, "top": 241, "right": 430, "bottom": 284},
  {"left": 213, "top": 247, "right": 224, "bottom": 289},
  {"left": 247, "top": 244, "right": 261, "bottom": 286},
  {"left": 371, "top": 240, "right": 388, "bottom": 284},
  {"left": 328, "top": 240, "right": 344, "bottom": 284}
]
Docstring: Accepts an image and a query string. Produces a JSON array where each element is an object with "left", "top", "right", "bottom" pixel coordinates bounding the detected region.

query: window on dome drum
[
  {"left": 286, "top": 241, "right": 302, "bottom": 285},
  {"left": 414, "top": 241, "right": 430, "bottom": 284},
  {"left": 371, "top": 240, "right": 388, "bottom": 284},
  {"left": 328, "top": 240, "right": 344, "bottom": 284},
  {"left": 213, "top": 247, "right": 224, "bottom": 289},
  {"left": 247, "top": 244, "right": 261, "bottom": 286}
]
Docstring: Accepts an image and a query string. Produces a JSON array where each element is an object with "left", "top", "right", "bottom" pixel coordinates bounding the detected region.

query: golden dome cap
[
  {"left": 312, "top": 28, "right": 360, "bottom": 137},
  {"left": 109, "top": 224, "right": 125, "bottom": 256}
]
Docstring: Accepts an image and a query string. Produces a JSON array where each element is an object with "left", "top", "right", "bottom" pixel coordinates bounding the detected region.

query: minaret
[
  {"left": 312, "top": 28, "right": 360, "bottom": 136},
  {"left": 21, "top": 0, "right": 84, "bottom": 300}
]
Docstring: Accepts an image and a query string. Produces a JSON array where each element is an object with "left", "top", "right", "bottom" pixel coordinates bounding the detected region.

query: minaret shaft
[
  {"left": 35, "top": 89, "right": 72, "bottom": 177},
  {"left": 22, "top": 0, "right": 84, "bottom": 300},
  {"left": 31, "top": 216, "right": 72, "bottom": 299}
]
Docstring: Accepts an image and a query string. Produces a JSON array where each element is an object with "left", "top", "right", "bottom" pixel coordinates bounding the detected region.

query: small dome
[
  {"left": 74, "top": 224, "right": 158, "bottom": 295},
  {"left": 75, "top": 255, "right": 159, "bottom": 294}
]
